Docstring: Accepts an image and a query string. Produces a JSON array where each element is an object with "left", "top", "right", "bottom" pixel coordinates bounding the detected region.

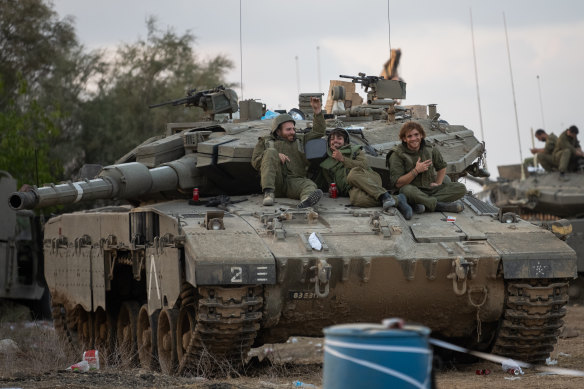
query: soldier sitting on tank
[
  {"left": 317, "top": 127, "right": 413, "bottom": 219},
  {"left": 388, "top": 121, "right": 467, "bottom": 213},
  {"left": 252, "top": 97, "right": 325, "bottom": 208},
  {"left": 553, "top": 125, "right": 584, "bottom": 177},
  {"left": 527, "top": 129, "right": 558, "bottom": 172}
]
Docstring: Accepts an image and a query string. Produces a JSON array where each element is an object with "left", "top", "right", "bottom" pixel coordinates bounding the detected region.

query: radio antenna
[
  {"left": 239, "top": 0, "right": 244, "bottom": 100},
  {"left": 537, "top": 75, "right": 546, "bottom": 128},
  {"left": 503, "top": 12, "right": 524, "bottom": 174}
]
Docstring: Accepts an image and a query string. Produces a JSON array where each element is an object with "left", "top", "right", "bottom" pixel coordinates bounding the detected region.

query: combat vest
[
  {"left": 257, "top": 135, "right": 310, "bottom": 177},
  {"left": 388, "top": 142, "right": 446, "bottom": 189},
  {"left": 544, "top": 133, "right": 558, "bottom": 154}
]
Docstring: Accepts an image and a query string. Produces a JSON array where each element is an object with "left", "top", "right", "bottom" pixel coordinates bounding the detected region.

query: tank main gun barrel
[{"left": 9, "top": 162, "right": 183, "bottom": 210}]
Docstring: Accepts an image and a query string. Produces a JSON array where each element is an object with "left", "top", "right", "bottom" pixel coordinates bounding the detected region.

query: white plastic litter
[
  {"left": 501, "top": 358, "right": 524, "bottom": 375},
  {"left": 308, "top": 232, "right": 322, "bottom": 251},
  {"left": 67, "top": 360, "right": 90, "bottom": 372},
  {"left": 546, "top": 357, "right": 558, "bottom": 366}
]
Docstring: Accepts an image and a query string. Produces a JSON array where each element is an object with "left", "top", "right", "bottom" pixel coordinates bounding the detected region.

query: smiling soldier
[{"left": 388, "top": 121, "right": 467, "bottom": 213}]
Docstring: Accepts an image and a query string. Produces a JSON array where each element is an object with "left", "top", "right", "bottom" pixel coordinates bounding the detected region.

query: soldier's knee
[
  {"left": 399, "top": 184, "right": 417, "bottom": 196},
  {"left": 454, "top": 182, "right": 468, "bottom": 196},
  {"left": 346, "top": 167, "right": 362, "bottom": 185}
]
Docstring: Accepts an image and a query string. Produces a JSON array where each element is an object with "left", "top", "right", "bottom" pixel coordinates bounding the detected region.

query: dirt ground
[{"left": 1, "top": 304, "right": 584, "bottom": 389}]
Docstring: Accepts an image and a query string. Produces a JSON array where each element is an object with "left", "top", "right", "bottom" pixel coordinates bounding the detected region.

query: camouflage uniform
[
  {"left": 319, "top": 144, "right": 398, "bottom": 207},
  {"left": 388, "top": 141, "right": 466, "bottom": 211},
  {"left": 251, "top": 112, "right": 325, "bottom": 200},
  {"left": 553, "top": 130, "right": 581, "bottom": 173},
  {"left": 538, "top": 133, "right": 558, "bottom": 172}
]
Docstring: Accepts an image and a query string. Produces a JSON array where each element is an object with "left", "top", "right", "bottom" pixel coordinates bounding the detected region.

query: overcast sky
[{"left": 53, "top": 0, "right": 584, "bottom": 177}]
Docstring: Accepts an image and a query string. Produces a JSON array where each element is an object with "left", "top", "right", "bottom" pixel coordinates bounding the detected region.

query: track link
[
  {"left": 491, "top": 280, "right": 569, "bottom": 364},
  {"left": 178, "top": 285, "right": 263, "bottom": 376},
  {"left": 51, "top": 303, "right": 80, "bottom": 350}
]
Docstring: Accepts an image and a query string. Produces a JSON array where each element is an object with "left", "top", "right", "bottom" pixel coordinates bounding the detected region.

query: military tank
[
  {"left": 8, "top": 77, "right": 577, "bottom": 375},
  {"left": 487, "top": 164, "right": 584, "bottom": 298},
  {"left": 0, "top": 170, "right": 49, "bottom": 318}
]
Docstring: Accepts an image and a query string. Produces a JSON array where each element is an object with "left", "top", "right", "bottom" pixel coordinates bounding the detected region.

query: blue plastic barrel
[{"left": 323, "top": 322, "right": 432, "bottom": 389}]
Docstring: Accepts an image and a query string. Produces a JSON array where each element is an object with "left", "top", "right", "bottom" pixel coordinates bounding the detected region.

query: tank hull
[{"left": 42, "top": 194, "right": 576, "bottom": 371}]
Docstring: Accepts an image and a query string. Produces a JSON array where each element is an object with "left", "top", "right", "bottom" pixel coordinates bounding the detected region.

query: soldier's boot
[
  {"left": 379, "top": 192, "right": 396, "bottom": 211},
  {"left": 396, "top": 193, "right": 413, "bottom": 220},
  {"left": 297, "top": 189, "right": 323, "bottom": 208},
  {"left": 413, "top": 204, "right": 426, "bottom": 214},
  {"left": 435, "top": 200, "right": 464, "bottom": 213},
  {"left": 263, "top": 189, "right": 275, "bottom": 206}
]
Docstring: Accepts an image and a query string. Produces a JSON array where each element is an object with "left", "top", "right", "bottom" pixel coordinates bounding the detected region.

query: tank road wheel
[
  {"left": 51, "top": 303, "right": 80, "bottom": 350},
  {"left": 176, "top": 305, "right": 197, "bottom": 373},
  {"left": 77, "top": 308, "right": 94, "bottom": 350},
  {"left": 137, "top": 305, "right": 160, "bottom": 371},
  {"left": 94, "top": 307, "right": 116, "bottom": 366},
  {"left": 116, "top": 300, "right": 140, "bottom": 366},
  {"left": 492, "top": 279, "right": 569, "bottom": 364},
  {"left": 157, "top": 308, "right": 179, "bottom": 374}
]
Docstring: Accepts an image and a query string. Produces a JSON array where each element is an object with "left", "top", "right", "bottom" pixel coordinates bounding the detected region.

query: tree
[
  {"left": 0, "top": 83, "right": 61, "bottom": 186},
  {"left": 0, "top": 0, "right": 102, "bottom": 185},
  {"left": 78, "top": 18, "right": 235, "bottom": 165}
]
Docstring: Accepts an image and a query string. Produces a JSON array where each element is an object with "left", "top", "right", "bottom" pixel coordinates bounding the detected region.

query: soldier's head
[
  {"left": 328, "top": 128, "right": 350, "bottom": 150},
  {"left": 567, "top": 125, "right": 579, "bottom": 138},
  {"left": 399, "top": 122, "right": 426, "bottom": 151},
  {"left": 271, "top": 114, "right": 296, "bottom": 141},
  {"left": 535, "top": 129, "right": 548, "bottom": 142}
]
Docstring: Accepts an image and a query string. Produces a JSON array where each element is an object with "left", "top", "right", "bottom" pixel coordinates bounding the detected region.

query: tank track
[
  {"left": 178, "top": 285, "right": 263, "bottom": 375},
  {"left": 51, "top": 303, "right": 80, "bottom": 350},
  {"left": 491, "top": 279, "right": 569, "bottom": 364}
]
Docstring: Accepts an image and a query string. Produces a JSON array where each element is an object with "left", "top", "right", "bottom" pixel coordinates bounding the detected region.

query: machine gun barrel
[
  {"left": 9, "top": 162, "right": 183, "bottom": 210},
  {"left": 148, "top": 96, "right": 192, "bottom": 109},
  {"left": 148, "top": 85, "right": 227, "bottom": 109},
  {"left": 339, "top": 75, "right": 360, "bottom": 82}
]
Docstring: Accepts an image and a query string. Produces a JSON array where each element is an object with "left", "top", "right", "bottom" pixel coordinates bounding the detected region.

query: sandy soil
[{"left": 1, "top": 305, "right": 583, "bottom": 388}]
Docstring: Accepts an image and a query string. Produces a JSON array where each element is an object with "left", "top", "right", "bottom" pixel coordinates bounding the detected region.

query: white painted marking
[
  {"left": 148, "top": 254, "right": 161, "bottom": 301},
  {"left": 72, "top": 182, "right": 84, "bottom": 203}
]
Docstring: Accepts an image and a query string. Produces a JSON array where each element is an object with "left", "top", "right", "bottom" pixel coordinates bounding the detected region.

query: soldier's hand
[
  {"left": 415, "top": 157, "right": 432, "bottom": 172},
  {"left": 331, "top": 147, "right": 344, "bottom": 162},
  {"left": 310, "top": 97, "right": 322, "bottom": 114},
  {"left": 279, "top": 153, "right": 290, "bottom": 164}
]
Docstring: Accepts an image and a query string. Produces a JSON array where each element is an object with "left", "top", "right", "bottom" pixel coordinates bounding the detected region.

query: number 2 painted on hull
[{"left": 231, "top": 266, "right": 243, "bottom": 283}]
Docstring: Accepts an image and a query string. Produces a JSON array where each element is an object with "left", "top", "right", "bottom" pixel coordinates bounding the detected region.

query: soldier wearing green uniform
[
  {"left": 252, "top": 97, "right": 325, "bottom": 207},
  {"left": 319, "top": 128, "right": 413, "bottom": 219},
  {"left": 388, "top": 121, "right": 466, "bottom": 213},
  {"left": 528, "top": 129, "right": 557, "bottom": 172},
  {"left": 553, "top": 125, "right": 584, "bottom": 176}
]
